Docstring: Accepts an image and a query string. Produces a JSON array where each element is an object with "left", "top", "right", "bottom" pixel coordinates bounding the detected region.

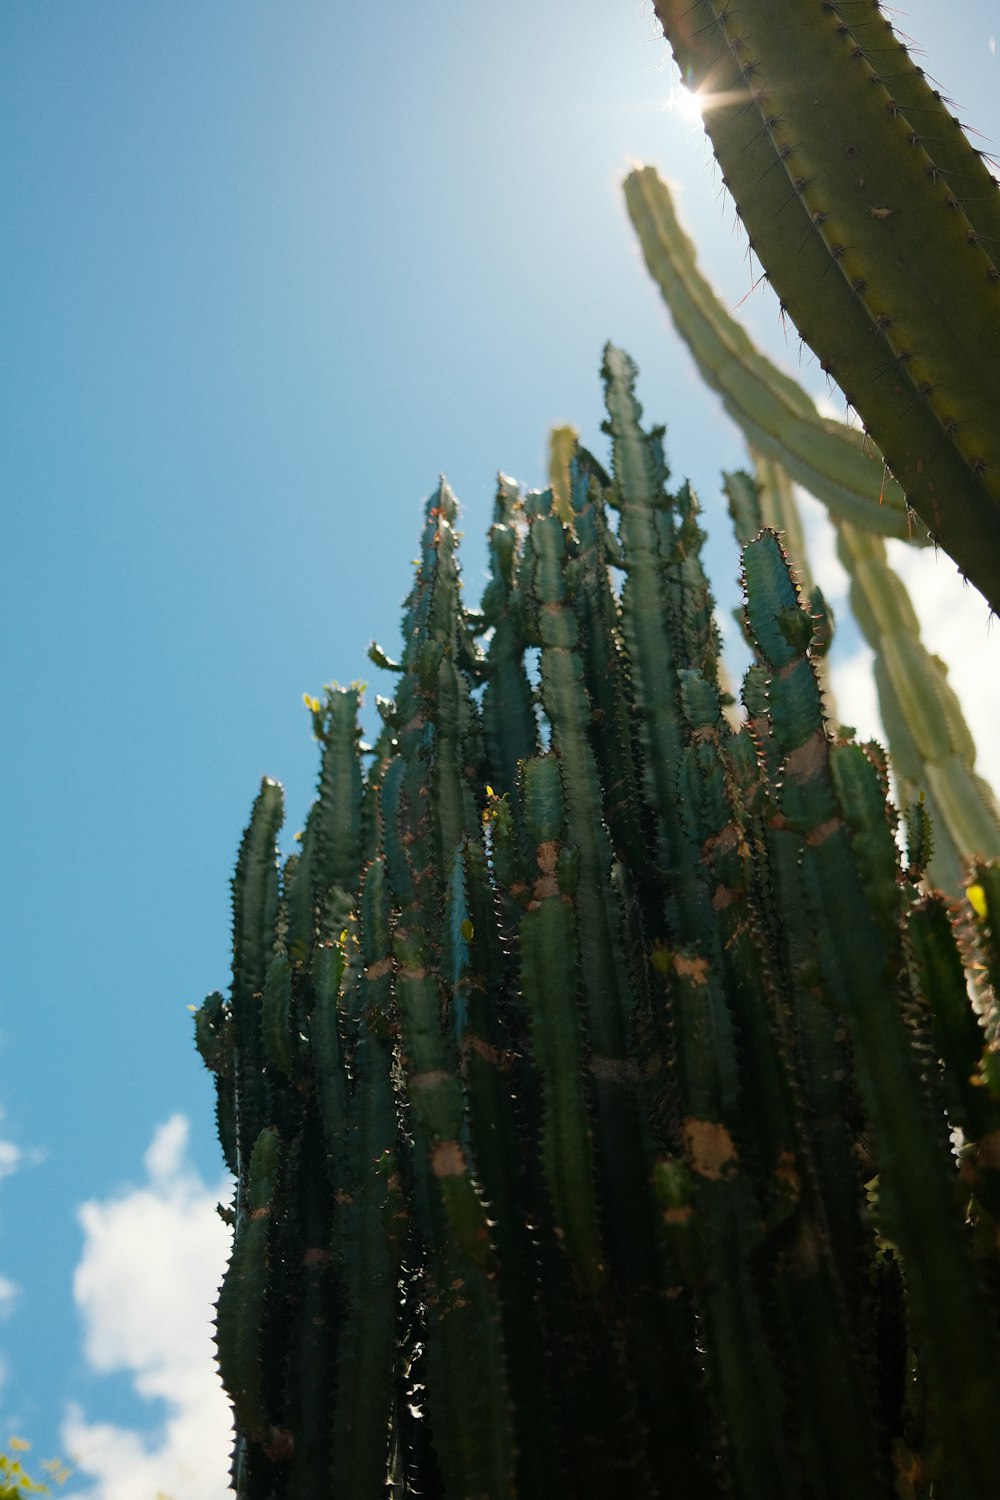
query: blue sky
[{"left": 3, "top": 4, "right": 998, "bottom": 1493}]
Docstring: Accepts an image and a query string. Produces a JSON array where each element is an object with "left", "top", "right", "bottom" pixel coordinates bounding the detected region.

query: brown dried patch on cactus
[
  {"left": 805, "top": 816, "right": 842, "bottom": 847},
  {"left": 431, "top": 1140, "right": 468, "bottom": 1177},
  {"left": 683, "top": 1118, "right": 738, "bottom": 1179},
  {"left": 674, "top": 952, "right": 710, "bottom": 984},
  {"left": 784, "top": 730, "right": 828, "bottom": 783},
  {"left": 530, "top": 840, "right": 561, "bottom": 903},
  {"left": 411, "top": 1069, "right": 450, "bottom": 1092}
]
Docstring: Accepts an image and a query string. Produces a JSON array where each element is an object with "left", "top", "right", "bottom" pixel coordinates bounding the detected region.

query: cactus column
[{"left": 197, "top": 349, "right": 1000, "bottom": 1499}]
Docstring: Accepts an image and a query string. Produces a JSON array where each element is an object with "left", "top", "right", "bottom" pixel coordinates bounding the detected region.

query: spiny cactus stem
[
  {"left": 624, "top": 165, "right": 916, "bottom": 540},
  {"left": 648, "top": 2, "right": 1000, "bottom": 610}
]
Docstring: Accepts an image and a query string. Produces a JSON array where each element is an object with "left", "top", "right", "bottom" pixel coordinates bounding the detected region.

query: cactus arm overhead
[
  {"left": 624, "top": 166, "right": 917, "bottom": 542},
  {"left": 648, "top": 2, "right": 1000, "bottom": 612},
  {"left": 624, "top": 163, "right": 1000, "bottom": 883}
]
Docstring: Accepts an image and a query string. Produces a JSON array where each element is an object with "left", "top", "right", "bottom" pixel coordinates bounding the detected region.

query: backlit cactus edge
[
  {"left": 194, "top": 6, "right": 1000, "bottom": 1497},
  {"left": 649, "top": 0, "right": 1000, "bottom": 614}
]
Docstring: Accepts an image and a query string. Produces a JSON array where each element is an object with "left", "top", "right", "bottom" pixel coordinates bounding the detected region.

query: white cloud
[
  {"left": 827, "top": 643, "right": 883, "bottom": 747},
  {"left": 793, "top": 487, "right": 850, "bottom": 605},
  {"left": 0, "top": 1139, "right": 23, "bottom": 1182},
  {"left": 0, "top": 1276, "right": 18, "bottom": 1320},
  {"left": 63, "top": 1116, "right": 234, "bottom": 1500},
  {"left": 0, "top": 1114, "right": 24, "bottom": 1354},
  {"left": 887, "top": 538, "right": 1000, "bottom": 792}
]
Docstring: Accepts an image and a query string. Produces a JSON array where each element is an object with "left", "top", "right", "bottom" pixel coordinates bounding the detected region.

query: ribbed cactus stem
[
  {"left": 547, "top": 423, "right": 578, "bottom": 524},
  {"left": 313, "top": 685, "right": 364, "bottom": 935},
  {"left": 623, "top": 159, "right": 998, "bottom": 882},
  {"left": 648, "top": 3, "right": 1000, "bottom": 611},
  {"left": 384, "top": 479, "right": 515, "bottom": 1499},
  {"left": 907, "top": 893, "right": 1000, "bottom": 1224},
  {"left": 971, "top": 862, "right": 1000, "bottom": 1019},
  {"left": 600, "top": 345, "right": 701, "bottom": 931},
  {"left": 326, "top": 857, "right": 406, "bottom": 1498},
  {"left": 229, "top": 779, "right": 283, "bottom": 1181},
  {"left": 568, "top": 448, "right": 648, "bottom": 875},
  {"left": 199, "top": 348, "right": 1000, "bottom": 1499},
  {"left": 516, "top": 753, "right": 603, "bottom": 1295},
  {"left": 746, "top": 528, "right": 1000, "bottom": 1494},
  {"left": 214, "top": 1126, "right": 283, "bottom": 1451},
  {"left": 281, "top": 1124, "right": 337, "bottom": 1500},
  {"left": 724, "top": 455, "right": 836, "bottom": 712},
  {"left": 481, "top": 474, "right": 538, "bottom": 802},
  {"left": 624, "top": 165, "right": 916, "bottom": 541},
  {"left": 523, "top": 489, "right": 658, "bottom": 1285}
]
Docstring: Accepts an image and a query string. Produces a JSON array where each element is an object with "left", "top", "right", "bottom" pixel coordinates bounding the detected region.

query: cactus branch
[{"left": 648, "top": 3, "right": 1000, "bottom": 612}]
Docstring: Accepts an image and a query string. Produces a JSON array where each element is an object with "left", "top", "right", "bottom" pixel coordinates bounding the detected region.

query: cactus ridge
[
  {"left": 624, "top": 161, "right": 1000, "bottom": 894},
  {"left": 648, "top": 1, "right": 1000, "bottom": 612},
  {"left": 198, "top": 349, "right": 1000, "bottom": 1498},
  {"left": 624, "top": 165, "right": 917, "bottom": 541}
]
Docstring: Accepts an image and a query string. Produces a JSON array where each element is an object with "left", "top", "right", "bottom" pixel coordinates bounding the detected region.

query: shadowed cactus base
[{"left": 196, "top": 350, "right": 1000, "bottom": 1500}]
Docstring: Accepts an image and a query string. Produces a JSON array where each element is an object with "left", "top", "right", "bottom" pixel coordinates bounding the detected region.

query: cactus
[
  {"left": 197, "top": 348, "right": 1000, "bottom": 1498},
  {"left": 646, "top": 1, "right": 1000, "bottom": 615},
  {"left": 624, "top": 165, "right": 917, "bottom": 544},
  {"left": 624, "top": 163, "right": 1000, "bottom": 894}
]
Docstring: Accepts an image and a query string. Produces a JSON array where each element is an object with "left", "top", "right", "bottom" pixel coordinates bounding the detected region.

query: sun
[
  {"left": 668, "top": 78, "right": 752, "bottom": 126},
  {"left": 670, "top": 83, "right": 708, "bottom": 127}
]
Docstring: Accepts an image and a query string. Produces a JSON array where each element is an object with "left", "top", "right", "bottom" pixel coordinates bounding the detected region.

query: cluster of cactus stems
[
  {"left": 625, "top": 163, "right": 1000, "bottom": 896},
  {"left": 197, "top": 347, "right": 1000, "bottom": 1499},
  {"left": 648, "top": 0, "right": 1000, "bottom": 614}
]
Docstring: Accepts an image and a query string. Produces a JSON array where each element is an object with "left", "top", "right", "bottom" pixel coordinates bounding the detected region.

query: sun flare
[
  {"left": 669, "top": 80, "right": 749, "bottom": 126},
  {"left": 670, "top": 84, "right": 707, "bottom": 126}
]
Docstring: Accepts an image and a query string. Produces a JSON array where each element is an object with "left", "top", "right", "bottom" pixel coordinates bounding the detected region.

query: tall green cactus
[
  {"left": 647, "top": 1, "right": 1000, "bottom": 614},
  {"left": 197, "top": 349, "right": 1000, "bottom": 1499},
  {"left": 625, "top": 163, "right": 1000, "bottom": 894}
]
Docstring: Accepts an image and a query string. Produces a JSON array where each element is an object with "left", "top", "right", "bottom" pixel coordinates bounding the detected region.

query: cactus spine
[
  {"left": 197, "top": 349, "right": 1000, "bottom": 1498},
  {"left": 647, "top": 1, "right": 1000, "bottom": 614}
]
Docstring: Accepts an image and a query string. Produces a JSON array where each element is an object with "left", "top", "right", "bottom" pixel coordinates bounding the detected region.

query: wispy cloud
[
  {"left": 0, "top": 1112, "right": 24, "bottom": 1352},
  {"left": 63, "top": 1116, "right": 234, "bottom": 1500},
  {"left": 0, "top": 1277, "right": 18, "bottom": 1319},
  {"left": 887, "top": 537, "right": 1000, "bottom": 790},
  {"left": 0, "top": 1141, "right": 22, "bottom": 1183}
]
